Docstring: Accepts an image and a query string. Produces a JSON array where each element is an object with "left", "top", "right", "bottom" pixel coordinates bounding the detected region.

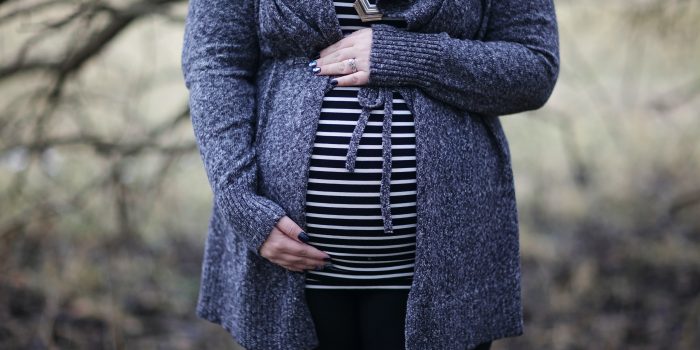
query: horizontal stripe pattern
[{"left": 304, "top": 1, "right": 416, "bottom": 290}]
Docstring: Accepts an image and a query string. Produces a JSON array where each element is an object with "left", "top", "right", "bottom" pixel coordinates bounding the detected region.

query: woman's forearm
[
  {"left": 367, "top": 0, "right": 560, "bottom": 117},
  {"left": 181, "top": 0, "right": 287, "bottom": 256}
]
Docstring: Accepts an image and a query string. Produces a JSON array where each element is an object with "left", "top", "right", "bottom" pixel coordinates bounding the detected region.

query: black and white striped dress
[{"left": 304, "top": 0, "right": 416, "bottom": 290}]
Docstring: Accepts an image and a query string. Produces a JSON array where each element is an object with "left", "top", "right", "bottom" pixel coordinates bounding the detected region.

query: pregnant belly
[{"left": 304, "top": 86, "right": 417, "bottom": 288}]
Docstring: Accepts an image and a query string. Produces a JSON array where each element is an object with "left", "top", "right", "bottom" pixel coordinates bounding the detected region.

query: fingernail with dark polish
[
  {"left": 323, "top": 256, "right": 332, "bottom": 261},
  {"left": 330, "top": 79, "right": 338, "bottom": 86},
  {"left": 308, "top": 60, "right": 317, "bottom": 68},
  {"left": 298, "top": 231, "right": 310, "bottom": 243},
  {"left": 312, "top": 67, "right": 321, "bottom": 74}
]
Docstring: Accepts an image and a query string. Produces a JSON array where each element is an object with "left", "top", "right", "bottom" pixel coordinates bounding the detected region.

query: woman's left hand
[{"left": 310, "top": 28, "right": 372, "bottom": 86}]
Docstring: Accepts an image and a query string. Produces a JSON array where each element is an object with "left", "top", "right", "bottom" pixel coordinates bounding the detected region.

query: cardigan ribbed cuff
[
  {"left": 216, "top": 187, "right": 287, "bottom": 257},
  {"left": 368, "top": 23, "right": 447, "bottom": 89}
]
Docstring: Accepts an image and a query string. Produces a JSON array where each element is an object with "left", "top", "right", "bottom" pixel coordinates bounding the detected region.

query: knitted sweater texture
[{"left": 180, "top": 0, "right": 560, "bottom": 349}]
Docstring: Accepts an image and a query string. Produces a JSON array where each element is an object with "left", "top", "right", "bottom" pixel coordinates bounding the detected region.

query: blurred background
[{"left": 1, "top": 0, "right": 699, "bottom": 349}]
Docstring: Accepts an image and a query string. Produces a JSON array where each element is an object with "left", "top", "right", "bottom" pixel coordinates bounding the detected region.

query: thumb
[{"left": 275, "top": 216, "right": 311, "bottom": 244}]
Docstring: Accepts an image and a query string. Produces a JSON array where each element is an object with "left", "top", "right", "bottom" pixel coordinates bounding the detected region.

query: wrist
[{"left": 367, "top": 23, "right": 446, "bottom": 88}]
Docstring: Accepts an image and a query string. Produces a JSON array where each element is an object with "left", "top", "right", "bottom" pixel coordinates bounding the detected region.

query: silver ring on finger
[{"left": 347, "top": 57, "right": 358, "bottom": 73}]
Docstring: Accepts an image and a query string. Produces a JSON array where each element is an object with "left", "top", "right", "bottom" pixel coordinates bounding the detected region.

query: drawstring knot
[{"left": 345, "top": 87, "right": 394, "bottom": 234}]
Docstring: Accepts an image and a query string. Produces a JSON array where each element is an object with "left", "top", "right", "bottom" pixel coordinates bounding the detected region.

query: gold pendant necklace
[{"left": 353, "top": 0, "right": 384, "bottom": 22}]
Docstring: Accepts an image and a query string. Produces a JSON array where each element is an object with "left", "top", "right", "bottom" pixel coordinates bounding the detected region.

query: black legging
[{"left": 304, "top": 288, "right": 493, "bottom": 350}]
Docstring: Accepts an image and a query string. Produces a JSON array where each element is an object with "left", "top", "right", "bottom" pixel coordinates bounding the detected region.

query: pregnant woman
[{"left": 181, "top": 0, "right": 559, "bottom": 349}]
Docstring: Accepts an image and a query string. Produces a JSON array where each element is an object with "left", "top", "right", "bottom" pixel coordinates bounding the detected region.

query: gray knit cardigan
[{"left": 180, "top": 0, "right": 559, "bottom": 349}]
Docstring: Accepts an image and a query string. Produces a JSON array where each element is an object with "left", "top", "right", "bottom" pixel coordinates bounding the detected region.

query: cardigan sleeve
[
  {"left": 181, "top": 0, "right": 287, "bottom": 256},
  {"left": 367, "top": 0, "right": 560, "bottom": 117}
]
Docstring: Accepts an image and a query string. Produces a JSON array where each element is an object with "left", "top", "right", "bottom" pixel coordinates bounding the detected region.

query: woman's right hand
[{"left": 259, "top": 216, "right": 331, "bottom": 272}]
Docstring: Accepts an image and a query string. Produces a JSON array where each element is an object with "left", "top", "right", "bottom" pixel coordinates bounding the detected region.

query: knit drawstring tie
[{"left": 345, "top": 87, "right": 394, "bottom": 234}]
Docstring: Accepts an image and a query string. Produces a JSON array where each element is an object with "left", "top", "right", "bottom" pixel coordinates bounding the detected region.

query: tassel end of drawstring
[{"left": 344, "top": 158, "right": 356, "bottom": 173}]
